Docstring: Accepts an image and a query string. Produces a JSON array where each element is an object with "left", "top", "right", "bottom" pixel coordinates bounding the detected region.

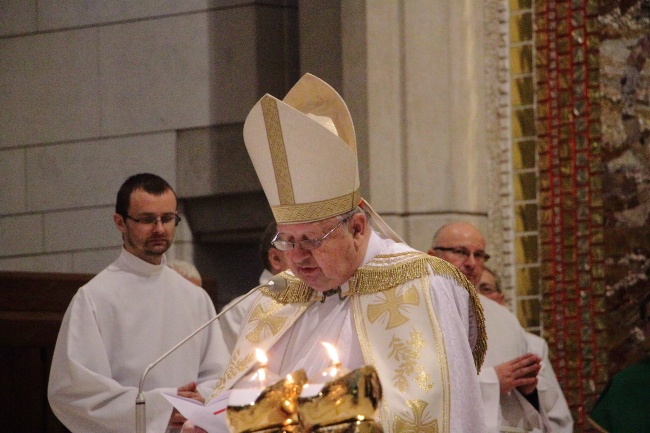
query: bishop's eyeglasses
[{"left": 271, "top": 216, "right": 351, "bottom": 251}]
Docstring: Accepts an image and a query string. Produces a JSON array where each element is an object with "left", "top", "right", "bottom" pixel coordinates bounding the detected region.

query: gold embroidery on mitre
[
  {"left": 261, "top": 96, "right": 294, "bottom": 205},
  {"left": 271, "top": 188, "right": 361, "bottom": 224},
  {"left": 367, "top": 284, "right": 420, "bottom": 329},
  {"left": 393, "top": 400, "right": 439, "bottom": 433},
  {"left": 388, "top": 330, "right": 432, "bottom": 392},
  {"left": 245, "top": 300, "right": 286, "bottom": 343},
  {"left": 261, "top": 252, "right": 486, "bottom": 371},
  {"left": 209, "top": 348, "right": 256, "bottom": 400}
]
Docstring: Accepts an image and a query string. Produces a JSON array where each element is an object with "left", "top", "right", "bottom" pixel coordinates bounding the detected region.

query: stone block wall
[{"left": 0, "top": 1, "right": 296, "bottom": 280}]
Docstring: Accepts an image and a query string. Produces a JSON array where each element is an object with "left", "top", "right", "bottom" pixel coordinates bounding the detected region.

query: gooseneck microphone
[{"left": 135, "top": 275, "right": 287, "bottom": 433}]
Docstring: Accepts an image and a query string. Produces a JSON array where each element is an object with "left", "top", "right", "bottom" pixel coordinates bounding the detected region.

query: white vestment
[
  {"left": 217, "top": 231, "right": 487, "bottom": 433},
  {"left": 478, "top": 295, "right": 552, "bottom": 433},
  {"left": 48, "top": 249, "right": 229, "bottom": 433},
  {"left": 525, "top": 333, "right": 573, "bottom": 433},
  {"left": 217, "top": 269, "right": 272, "bottom": 353}
]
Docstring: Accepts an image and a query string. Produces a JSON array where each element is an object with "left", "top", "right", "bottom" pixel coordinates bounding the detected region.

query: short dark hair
[
  {"left": 115, "top": 173, "right": 176, "bottom": 217},
  {"left": 260, "top": 221, "right": 278, "bottom": 271}
]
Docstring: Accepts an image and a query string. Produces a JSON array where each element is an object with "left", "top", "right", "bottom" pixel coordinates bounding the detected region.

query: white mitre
[
  {"left": 243, "top": 73, "right": 360, "bottom": 224},
  {"left": 243, "top": 73, "right": 403, "bottom": 242}
]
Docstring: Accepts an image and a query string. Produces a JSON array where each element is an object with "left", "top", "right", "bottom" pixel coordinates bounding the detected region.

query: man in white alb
[
  {"left": 478, "top": 267, "right": 574, "bottom": 433},
  {"left": 430, "top": 222, "right": 554, "bottom": 433},
  {"left": 48, "top": 173, "right": 229, "bottom": 433}
]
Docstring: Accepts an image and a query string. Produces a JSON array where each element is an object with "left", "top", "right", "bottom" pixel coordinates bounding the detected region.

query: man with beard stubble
[{"left": 48, "top": 173, "right": 228, "bottom": 433}]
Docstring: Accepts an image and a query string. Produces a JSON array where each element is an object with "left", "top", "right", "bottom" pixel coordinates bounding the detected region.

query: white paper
[
  {"left": 227, "top": 388, "right": 263, "bottom": 406},
  {"left": 163, "top": 391, "right": 231, "bottom": 433},
  {"left": 299, "top": 382, "right": 325, "bottom": 397}
]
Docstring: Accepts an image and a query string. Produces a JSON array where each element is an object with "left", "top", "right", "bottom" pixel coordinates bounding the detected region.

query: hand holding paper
[{"left": 163, "top": 391, "right": 231, "bottom": 433}]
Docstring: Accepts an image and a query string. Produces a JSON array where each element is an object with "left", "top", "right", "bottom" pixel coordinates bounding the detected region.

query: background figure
[
  {"left": 479, "top": 267, "right": 574, "bottom": 433},
  {"left": 257, "top": 221, "right": 290, "bottom": 285},
  {"left": 168, "top": 260, "right": 203, "bottom": 287},
  {"left": 476, "top": 265, "right": 506, "bottom": 305},
  {"left": 589, "top": 293, "right": 650, "bottom": 432},
  {"left": 218, "top": 221, "right": 288, "bottom": 352},
  {"left": 48, "top": 173, "right": 228, "bottom": 433},
  {"left": 429, "top": 222, "right": 552, "bottom": 433}
]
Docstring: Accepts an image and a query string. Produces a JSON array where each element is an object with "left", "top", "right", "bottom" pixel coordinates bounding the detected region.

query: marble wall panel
[
  {"left": 37, "top": 0, "right": 211, "bottom": 30},
  {"left": 366, "top": 1, "right": 405, "bottom": 213},
  {"left": 72, "top": 247, "right": 121, "bottom": 274},
  {"left": 0, "top": 0, "right": 37, "bottom": 36},
  {"left": 0, "top": 28, "right": 101, "bottom": 147},
  {"left": 0, "top": 148, "right": 26, "bottom": 215},
  {"left": 25, "top": 133, "right": 176, "bottom": 212},
  {"left": 44, "top": 206, "right": 119, "bottom": 253},
  {"left": 405, "top": 1, "right": 487, "bottom": 214},
  {"left": 99, "top": 8, "right": 259, "bottom": 137},
  {"left": 99, "top": 13, "right": 213, "bottom": 136},
  {"left": 0, "top": 252, "right": 73, "bottom": 273},
  {"left": 0, "top": 214, "right": 42, "bottom": 256}
]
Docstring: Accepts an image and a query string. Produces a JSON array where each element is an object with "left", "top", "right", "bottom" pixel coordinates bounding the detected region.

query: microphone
[{"left": 135, "top": 275, "right": 287, "bottom": 433}]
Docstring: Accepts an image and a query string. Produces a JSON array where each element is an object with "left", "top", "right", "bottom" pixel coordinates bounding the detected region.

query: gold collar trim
[{"left": 260, "top": 252, "right": 486, "bottom": 370}]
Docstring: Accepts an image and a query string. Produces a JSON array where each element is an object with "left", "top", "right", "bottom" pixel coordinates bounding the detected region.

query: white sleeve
[
  {"left": 47, "top": 291, "right": 175, "bottom": 433},
  {"left": 480, "top": 296, "right": 552, "bottom": 433},
  {"left": 478, "top": 367, "right": 502, "bottom": 433},
  {"left": 531, "top": 337, "right": 574, "bottom": 433},
  {"left": 427, "top": 272, "right": 487, "bottom": 433}
]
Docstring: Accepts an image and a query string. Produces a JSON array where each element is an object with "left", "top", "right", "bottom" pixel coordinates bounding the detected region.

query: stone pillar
[{"left": 337, "top": 1, "right": 490, "bottom": 252}]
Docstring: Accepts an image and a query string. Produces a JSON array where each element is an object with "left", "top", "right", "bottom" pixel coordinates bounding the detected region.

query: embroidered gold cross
[
  {"left": 393, "top": 400, "right": 438, "bottom": 433},
  {"left": 246, "top": 301, "right": 286, "bottom": 343},
  {"left": 367, "top": 285, "right": 420, "bottom": 329}
]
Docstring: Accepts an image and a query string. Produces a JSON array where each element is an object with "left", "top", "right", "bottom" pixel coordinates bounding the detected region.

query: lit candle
[
  {"left": 250, "top": 348, "right": 269, "bottom": 387},
  {"left": 319, "top": 342, "right": 350, "bottom": 380},
  {"left": 232, "top": 348, "right": 279, "bottom": 390}
]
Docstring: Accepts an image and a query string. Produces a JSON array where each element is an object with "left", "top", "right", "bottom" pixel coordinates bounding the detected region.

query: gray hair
[{"left": 167, "top": 260, "right": 202, "bottom": 287}]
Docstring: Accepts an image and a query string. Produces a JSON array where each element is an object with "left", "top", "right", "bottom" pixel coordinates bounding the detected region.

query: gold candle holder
[
  {"left": 298, "top": 365, "right": 383, "bottom": 433},
  {"left": 227, "top": 370, "right": 308, "bottom": 433}
]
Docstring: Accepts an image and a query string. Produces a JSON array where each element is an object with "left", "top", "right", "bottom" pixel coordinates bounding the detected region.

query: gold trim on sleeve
[{"left": 262, "top": 252, "right": 487, "bottom": 371}]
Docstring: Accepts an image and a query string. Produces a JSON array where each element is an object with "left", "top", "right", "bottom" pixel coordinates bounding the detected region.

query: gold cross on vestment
[
  {"left": 366, "top": 285, "right": 420, "bottom": 329},
  {"left": 393, "top": 399, "right": 439, "bottom": 433},
  {"left": 246, "top": 301, "right": 286, "bottom": 343}
]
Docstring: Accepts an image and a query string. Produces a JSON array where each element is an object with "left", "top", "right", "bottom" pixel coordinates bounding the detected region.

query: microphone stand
[{"left": 135, "top": 276, "right": 286, "bottom": 433}]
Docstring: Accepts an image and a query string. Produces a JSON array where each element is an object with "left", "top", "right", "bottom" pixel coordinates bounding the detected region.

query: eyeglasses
[
  {"left": 478, "top": 284, "right": 499, "bottom": 295},
  {"left": 125, "top": 213, "right": 181, "bottom": 227},
  {"left": 272, "top": 216, "right": 350, "bottom": 251},
  {"left": 432, "top": 246, "right": 490, "bottom": 262}
]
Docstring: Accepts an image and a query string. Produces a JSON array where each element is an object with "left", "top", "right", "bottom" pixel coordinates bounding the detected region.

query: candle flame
[
  {"left": 255, "top": 348, "right": 268, "bottom": 365},
  {"left": 321, "top": 342, "right": 339, "bottom": 365}
]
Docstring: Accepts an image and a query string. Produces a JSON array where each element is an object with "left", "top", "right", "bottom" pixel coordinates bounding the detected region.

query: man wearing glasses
[
  {"left": 429, "top": 222, "right": 553, "bottom": 433},
  {"left": 48, "top": 173, "right": 228, "bottom": 433},
  {"left": 179, "top": 74, "right": 488, "bottom": 433}
]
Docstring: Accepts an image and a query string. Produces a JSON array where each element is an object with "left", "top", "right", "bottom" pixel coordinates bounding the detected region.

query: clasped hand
[{"left": 494, "top": 353, "right": 542, "bottom": 396}]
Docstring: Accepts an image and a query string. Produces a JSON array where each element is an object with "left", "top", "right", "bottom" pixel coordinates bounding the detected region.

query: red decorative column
[{"left": 535, "top": 1, "right": 607, "bottom": 431}]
